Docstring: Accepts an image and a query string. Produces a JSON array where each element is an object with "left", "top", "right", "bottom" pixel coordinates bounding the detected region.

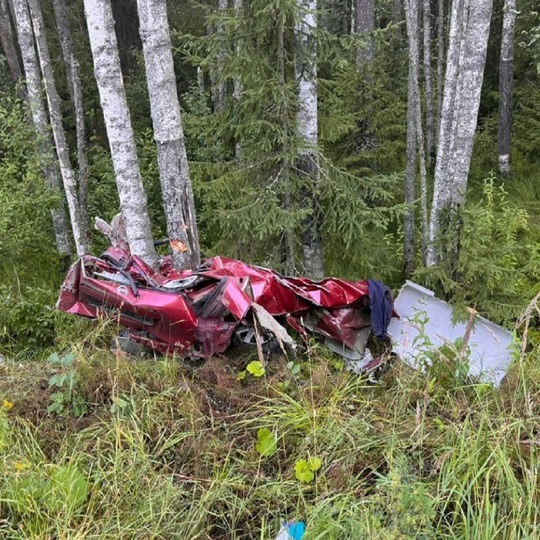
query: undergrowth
[{"left": 1, "top": 333, "right": 540, "bottom": 539}]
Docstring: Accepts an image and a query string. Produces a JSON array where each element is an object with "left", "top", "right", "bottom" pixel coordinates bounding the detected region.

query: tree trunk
[
  {"left": 278, "top": 9, "right": 295, "bottom": 275},
  {"left": 12, "top": 0, "right": 71, "bottom": 262},
  {"left": 137, "top": 0, "right": 200, "bottom": 269},
  {"left": 52, "top": 0, "right": 89, "bottom": 239},
  {"left": 28, "top": 0, "right": 87, "bottom": 256},
  {"left": 498, "top": 0, "right": 516, "bottom": 178},
  {"left": 427, "top": 0, "right": 493, "bottom": 266},
  {"left": 404, "top": 0, "right": 418, "bottom": 278},
  {"left": 296, "top": 0, "right": 324, "bottom": 280},
  {"left": 233, "top": 0, "right": 242, "bottom": 158},
  {"left": 83, "top": 0, "right": 157, "bottom": 268},
  {"left": 355, "top": 0, "right": 375, "bottom": 69},
  {"left": 0, "top": 0, "right": 23, "bottom": 88},
  {"left": 404, "top": 0, "right": 428, "bottom": 274},
  {"left": 422, "top": 0, "right": 434, "bottom": 163},
  {"left": 213, "top": 0, "right": 227, "bottom": 113},
  {"left": 436, "top": 0, "right": 444, "bottom": 136},
  {"left": 404, "top": 68, "right": 416, "bottom": 278}
]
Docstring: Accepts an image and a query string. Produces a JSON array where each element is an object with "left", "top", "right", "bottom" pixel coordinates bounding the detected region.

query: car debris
[
  {"left": 56, "top": 217, "right": 396, "bottom": 367},
  {"left": 388, "top": 281, "right": 515, "bottom": 386}
]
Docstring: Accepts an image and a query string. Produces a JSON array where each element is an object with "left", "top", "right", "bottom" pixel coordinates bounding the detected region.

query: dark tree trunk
[
  {"left": 355, "top": 0, "right": 375, "bottom": 68},
  {"left": 0, "top": 0, "right": 23, "bottom": 89},
  {"left": 498, "top": 0, "right": 516, "bottom": 178}
]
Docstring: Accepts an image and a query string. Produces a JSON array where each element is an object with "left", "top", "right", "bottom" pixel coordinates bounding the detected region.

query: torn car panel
[{"left": 57, "top": 237, "right": 395, "bottom": 363}]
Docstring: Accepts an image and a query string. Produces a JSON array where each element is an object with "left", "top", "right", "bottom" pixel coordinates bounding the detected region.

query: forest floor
[{"left": 1, "top": 333, "right": 540, "bottom": 539}]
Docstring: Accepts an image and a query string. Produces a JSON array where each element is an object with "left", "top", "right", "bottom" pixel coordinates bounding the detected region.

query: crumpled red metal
[{"left": 57, "top": 244, "right": 389, "bottom": 360}]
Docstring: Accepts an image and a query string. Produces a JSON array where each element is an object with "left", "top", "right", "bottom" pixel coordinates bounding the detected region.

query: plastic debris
[
  {"left": 275, "top": 521, "right": 306, "bottom": 540},
  {"left": 388, "top": 281, "right": 515, "bottom": 385}
]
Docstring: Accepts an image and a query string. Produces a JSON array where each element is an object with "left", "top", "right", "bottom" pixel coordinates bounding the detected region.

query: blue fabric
[
  {"left": 287, "top": 522, "right": 306, "bottom": 540},
  {"left": 367, "top": 279, "right": 393, "bottom": 338}
]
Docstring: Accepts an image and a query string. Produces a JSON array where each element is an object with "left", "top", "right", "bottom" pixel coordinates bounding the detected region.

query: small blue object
[{"left": 287, "top": 521, "right": 305, "bottom": 540}]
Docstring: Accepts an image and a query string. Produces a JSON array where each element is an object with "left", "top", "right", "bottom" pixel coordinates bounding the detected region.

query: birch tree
[
  {"left": 52, "top": 0, "right": 89, "bottom": 236},
  {"left": 296, "top": 0, "right": 324, "bottom": 279},
  {"left": 136, "top": 0, "right": 200, "bottom": 269},
  {"left": 422, "top": 0, "right": 434, "bottom": 161},
  {"left": 404, "top": 0, "right": 428, "bottom": 275},
  {"left": 83, "top": 0, "right": 157, "bottom": 268},
  {"left": 27, "top": 0, "right": 87, "bottom": 256},
  {"left": 427, "top": 0, "right": 493, "bottom": 266},
  {"left": 498, "top": 0, "right": 516, "bottom": 178},
  {"left": 436, "top": 0, "right": 444, "bottom": 134},
  {"left": 12, "top": 0, "right": 71, "bottom": 261}
]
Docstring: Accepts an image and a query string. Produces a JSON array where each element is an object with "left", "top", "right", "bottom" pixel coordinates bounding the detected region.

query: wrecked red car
[{"left": 57, "top": 218, "right": 395, "bottom": 367}]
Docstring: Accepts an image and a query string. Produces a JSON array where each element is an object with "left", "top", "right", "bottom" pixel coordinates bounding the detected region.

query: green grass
[{"left": 1, "top": 339, "right": 540, "bottom": 539}]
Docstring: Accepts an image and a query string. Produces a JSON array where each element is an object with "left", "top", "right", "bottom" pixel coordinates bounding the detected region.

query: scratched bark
[
  {"left": 83, "top": 0, "right": 157, "bottom": 268},
  {"left": 137, "top": 0, "right": 200, "bottom": 269}
]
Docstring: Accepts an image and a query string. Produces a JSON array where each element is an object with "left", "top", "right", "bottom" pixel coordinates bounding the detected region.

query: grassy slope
[{"left": 1, "top": 333, "right": 540, "bottom": 539}]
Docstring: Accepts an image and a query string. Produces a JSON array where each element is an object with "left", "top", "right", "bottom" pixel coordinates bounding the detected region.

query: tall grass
[{"left": 1, "top": 341, "right": 540, "bottom": 539}]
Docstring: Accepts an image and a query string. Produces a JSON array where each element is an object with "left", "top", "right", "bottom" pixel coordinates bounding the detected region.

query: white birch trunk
[
  {"left": 27, "top": 0, "right": 88, "bottom": 256},
  {"left": 296, "top": 0, "right": 324, "bottom": 280},
  {"left": 136, "top": 0, "right": 200, "bottom": 269},
  {"left": 450, "top": 0, "right": 493, "bottom": 202},
  {"left": 436, "top": 0, "right": 444, "bottom": 136},
  {"left": 12, "top": 0, "right": 71, "bottom": 260},
  {"left": 83, "top": 0, "right": 157, "bottom": 268},
  {"left": 52, "top": 0, "right": 89, "bottom": 238},
  {"left": 498, "top": 0, "right": 516, "bottom": 178},
  {"left": 426, "top": 0, "right": 465, "bottom": 266},
  {"left": 426, "top": 0, "right": 492, "bottom": 266},
  {"left": 404, "top": 0, "right": 417, "bottom": 277},
  {"left": 422, "top": 0, "right": 434, "bottom": 162}
]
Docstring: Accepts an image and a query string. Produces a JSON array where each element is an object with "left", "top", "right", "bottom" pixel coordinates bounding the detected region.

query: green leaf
[
  {"left": 44, "top": 465, "right": 88, "bottom": 513},
  {"left": 295, "top": 459, "right": 315, "bottom": 483},
  {"left": 308, "top": 456, "right": 322, "bottom": 472},
  {"left": 246, "top": 361, "right": 265, "bottom": 377},
  {"left": 256, "top": 428, "right": 277, "bottom": 457},
  {"left": 47, "top": 402, "right": 64, "bottom": 414}
]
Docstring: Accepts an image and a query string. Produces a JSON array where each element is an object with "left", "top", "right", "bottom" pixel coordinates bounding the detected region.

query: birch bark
[
  {"left": 404, "top": 0, "right": 428, "bottom": 274},
  {"left": 0, "top": 0, "right": 23, "bottom": 87},
  {"left": 83, "top": 0, "right": 157, "bottom": 268},
  {"left": 12, "top": 0, "right": 71, "bottom": 261},
  {"left": 296, "top": 0, "right": 324, "bottom": 279},
  {"left": 52, "top": 0, "right": 89, "bottom": 237},
  {"left": 450, "top": 0, "right": 492, "bottom": 202},
  {"left": 404, "top": 0, "right": 418, "bottom": 277},
  {"left": 28, "top": 0, "right": 87, "bottom": 256},
  {"left": 427, "top": 0, "right": 493, "bottom": 266},
  {"left": 426, "top": 0, "right": 465, "bottom": 266},
  {"left": 436, "top": 0, "right": 444, "bottom": 135},
  {"left": 498, "top": 0, "right": 516, "bottom": 178},
  {"left": 136, "top": 0, "right": 200, "bottom": 269},
  {"left": 422, "top": 0, "right": 434, "bottom": 162}
]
